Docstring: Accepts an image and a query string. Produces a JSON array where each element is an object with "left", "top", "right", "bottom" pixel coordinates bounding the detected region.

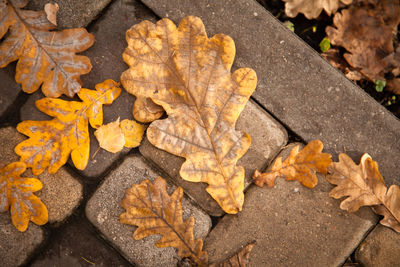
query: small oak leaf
[
  {"left": 44, "top": 3, "right": 58, "bottom": 26},
  {"left": 15, "top": 79, "right": 121, "bottom": 175},
  {"left": 132, "top": 97, "right": 164, "bottom": 123},
  {"left": 327, "top": 153, "right": 400, "bottom": 232},
  {"left": 121, "top": 16, "right": 257, "bottom": 214},
  {"left": 0, "top": 162, "right": 48, "bottom": 232},
  {"left": 0, "top": 0, "right": 94, "bottom": 97},
  {"left": 120, "top": 119, "right": 145, "bottom": 148},
  {"left": 94, "top": 118, "right": 125, "bottom": 153},
  {"left": 210, "top": 241, "right": 256, "bottom": 267},
  {"left": 253, "top": 140, "right": 332, "bottom": 188},
  {"left": 120, "top": 177, "right": 208, "bottom": 266},
  {"left": 282, "top": 0, "right": 353, "bottom": 19}
]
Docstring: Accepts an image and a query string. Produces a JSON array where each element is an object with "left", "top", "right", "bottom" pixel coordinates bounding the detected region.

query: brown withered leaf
[
  {"left": 322, "top": 48, "right": 363, "bottom": 81},
  {"left": 210, "top": 242, "right": 256, "bottom": 267},
  {"left": 120, "top": 177, "right": 208, "bottom": 266},
  {"left": 0, "top": 162, "right": 48, "bottom": 232},
  {"left": 327, "top": 153, "right": 400, "bottom": 232},
  {"left": 132, "top": 97, "right": 164, "bottom": 123},
  {"left": 15, "top": 79, "right": 121, "bottom": 175},
  {"left": 326, "top": 1, "right": 400, "bottom": 81},
  {"left": 94, "top": 118, "right": 125, "bottom": 153},
  {"left": 121, "top": 16, "right": 257, "bottom": 214},
  {"left": 0, "top": 0, "right": 94, "bottom": 97},
  {"left": 282, "top": 0, "right": 353, "bottom": 19},
  {"left": 386, "top": 78, "right": 400, "bottom": 95},
  {"left": 253, "top": 140, "right": 332, "bottom": 188},
  {"left": 44, "top": 2, "right": 58, "bottom": 26}
]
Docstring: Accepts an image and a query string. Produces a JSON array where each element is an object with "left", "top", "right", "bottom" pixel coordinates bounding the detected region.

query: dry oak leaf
[
  {"left": 0, "top": 0, "right": 94, "bottom": 97},
  {"left": 132, "top": 97, "right": 164, "bottom": 123},
  {"left": 0, "top": 162, "right": 48, "bottom": 232},
  {"left": 253, "top": 140, "right": 332, "bottom": 188},
  {"left": 326, "top": 1, "right": 400, "bottom": 81},
  {"left": 94, "top": 117, "right": 125, "bottom": 153},
  {"left": 210, "top": 241, "right": 256, "bottom": 267},
  {"left": 326, "top": 153, "right": 400, "bottom": 232},
  {"left": 283, "top": 0, "right": 353, "bottom": 19},
  {"left": 121, "top": 16, "right": 257, "bottom": 214},
  {"left": 15, "top": 79, "right": 121, "bottom": 175},
  {"left": 120, "top": 177, "right": 208, "bottom": 266}
]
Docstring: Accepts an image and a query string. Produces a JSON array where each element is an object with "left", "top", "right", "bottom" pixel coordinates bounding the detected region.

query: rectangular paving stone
[
  {"left": 203, "top": 143, "right": 378, "bottom": 266},
  {"left": 140, "top": 0, "right": 400, "bottom": 185},
  {"left": 355, "top": 225, "right": 400, "bottom": 266},
  {"left": 0, "top": 127, "right": 83, "bottom": 223},
  {"left": 140, "top": 100, "right": 288, "bottom": 216},
  {"left": 86, "top": 154, "right": 212, "bottom": 267}
]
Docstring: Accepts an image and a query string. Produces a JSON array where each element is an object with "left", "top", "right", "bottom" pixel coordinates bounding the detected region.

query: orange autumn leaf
[
  {"left": 94, "top": 118, "right": 125, "bottom": 153},
  {"left": 253, "top": 140, "right": 332, "bottom": 188},
  {"left": 15, "top": 79, "right": 121, "bottom": 175},
  {"left": 120, "top": 119, "right": 145, "bottom": 148},
  {"left": 0, "top": 162, "right": 48, "bottom": 232},
  {"left": 210, "top": 242, "right": 256, "bottom": 267},
  {"left": 0, "top": 0, "right": 94, "bottom": 97},
  {"left": 282, "top": 0, "right": 353, "bottom": 19},
  {"left": 120, "top": 177, "right": 208, "bottom": 266},
  {"left": 121, "top": 16, "right": 257, "bottom": 214},
  {"left": 327, "top": 153, "right": 400, "bottom": 232},
  {"left": 132, "top": 97, "right": 164, "bottom": 123}
]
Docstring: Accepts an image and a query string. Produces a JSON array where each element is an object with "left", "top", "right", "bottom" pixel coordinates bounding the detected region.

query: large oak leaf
[
  {"left": 0, "top": 0, "right": 94, "bottom": 97},
  {"left": 121, "top": 16, "right": 257, "bottom": 214}
]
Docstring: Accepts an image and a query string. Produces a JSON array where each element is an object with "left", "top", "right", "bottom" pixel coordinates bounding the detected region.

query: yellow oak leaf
[
  {"left": 327, "top": 153, "right": 400, "bottom": 232},
  {"left": 94, "top": 118, "right": 125, "bottom": 153},
  {"left": 121, "top": 16, "right": 257, "bottom": 214},
  {"left": 283, "top": 0, "right": 353, "bottom": 19},
  {"left": 0, "top": 0, "right": 94, "bottom": 97},
  {"left": 120, "top": 177, "right": 208, "bottom": 266},
  {"left": 15, "top": 79, "right": 121, "bottom": 175},
  {"left": 253, "top": 140, "right": 332, "bottom": 188},
  {"left": 120, "top": 119, "right": 145, "bottom": 148},
  {"left": 0, "top": 162, "right": 48, "bottom": 232}
]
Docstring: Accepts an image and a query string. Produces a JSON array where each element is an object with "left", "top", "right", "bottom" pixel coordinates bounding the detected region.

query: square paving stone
[
  {"left": 203, "top": 143, "right": 378, "bottom": 266},
  {"left": 0, "top": 214, "right": 44, "bottom": 267},
  {"left": 0, "top": 127, "right": 83, "bottom": 223},
  {"left": 86, "top": 154, "right": 212, "bottom": 267},
  {"left": 355, "top": 225, "right": 400, "bottom": 266},
  {"left": 140, "top": 100, "right": 288, "bottom": 216},
  {"left": 30, "top": 219, "right": 131, "bottom": 267},
  {"left": 140, "top": 0, "right": 400, "bottom": 187}
]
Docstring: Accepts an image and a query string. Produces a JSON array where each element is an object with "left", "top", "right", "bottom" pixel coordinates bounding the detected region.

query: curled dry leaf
[
  {"left": 0, "top": 162, "right": 48, "bottom": 232},
  {"left": 15, "top": 79, "right": 121, "bottom": 175},
  {"left": 94, "top": 118, "right": 125, "bottom": 153},
  {"left": 132, "top": 97, "right": 164, "bottom": 123},
  {"left": 120, "top": 119, "right": 145, "bottom": 148},
  {"left": 283, "top": 0, "right": 353, "bottom": 19},
  {"left": 326, "top": 153, "right": 400, "bottom": 232},
  {"left": 0, "top": 0, "right": 94, "bottom": 97},
  {"left": 326, "top": 1, "right": 400, "bottom": 81},
  {"left": 121, "top": 16, "right": 257, "bottom": 214},
  {"left": 253, "top": 140, "right": 332, "bottom": 188},
  {"left": 44, "top": 2, "right": 58, "bottom": 26},
  {"left": 210, "top": 241, "right": 256, "bottom": 267},
  {"left": 120, "top": 177, "right": 208, "bottom": 266}
]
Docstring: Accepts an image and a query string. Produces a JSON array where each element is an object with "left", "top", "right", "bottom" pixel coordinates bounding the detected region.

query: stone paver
[
  {"left": 0, "top": 127, "right": 83, "bottom": 223},
  {"left": 355, "top": 225, "right": 400, "bottom": 266},
  {"left": 140, "top": 100, "right": 287, "bottom": 216},
  {"left": 27, "top": 0, "right": 112, "bottom": 29},
  {"left": 0, "top": 214, "right": 44, "bottom": 267},
  {"left": 203, "top": 143, "right": 377, "bottom": 266},
  {"left": 31, "top": 219, "right": 131, "bottom": 267},
  {"left": 86, "top": 154, "right": 211, "bottom": 266},
  {"left": 140, "top": 0, "right": 400, "bottom": 185}
]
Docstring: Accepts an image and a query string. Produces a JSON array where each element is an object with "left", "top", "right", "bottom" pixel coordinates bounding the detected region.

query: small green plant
[
  {"left": 375, "top": 79, "right": 386, "bottom": 92},
  {"left": 319, "top": 37, "right": 330, "bottom": 52},
  {"left": 284, "top": 21, "right": 295, "bottom": 32}
]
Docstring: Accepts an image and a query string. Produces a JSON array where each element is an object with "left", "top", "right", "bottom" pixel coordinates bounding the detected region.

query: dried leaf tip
[
  {"left": 210, "top": 241, "right": 256, "bottom": 267},
  {"left": 120, "top": 177, "right": 208, "bottom": 265},
  {"left": 253, "top": 140, "right": 332, "bottom": 188},
  {"left": 327, "top": 153, "right": 400, "bottom": 233}
]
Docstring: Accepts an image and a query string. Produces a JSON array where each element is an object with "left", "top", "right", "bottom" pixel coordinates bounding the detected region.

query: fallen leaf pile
[
  {"left": 94, "top": 117, "right": 145, "bottom": 153},
  {"left": 15, "top": 79, "right": 121, "bottom": 175},
  {"left": 120, "top": 177, "right": 208, "bottom": 266},
  {"left": 121, "top": 16, "right": 257, "bottom": 214},
  {"left": 0, "top": 162, "right": 48, "bottom": 232},
  {"left": 0, "top": 0, "right": 94, "bottom": 97},
  {"left": 327, "top": 153, "right": 400, "bottom": 232},
  {"left": 253, "top": 140, "right": 332, "bottom": 188},
  {"left": 282, "top": 0, "right": 353, "bottom": 19}
]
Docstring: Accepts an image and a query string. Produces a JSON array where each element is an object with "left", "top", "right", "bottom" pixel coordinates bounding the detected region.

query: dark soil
[{"left": 257, "top": 0, "right": 400, "bottom": 119}]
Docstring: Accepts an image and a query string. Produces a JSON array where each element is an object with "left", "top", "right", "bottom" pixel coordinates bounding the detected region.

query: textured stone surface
[
  {"left": 27, "top": 0, "right": 112, "bottom": 28},
  {"left": 140, "top": 0, "right": 400, "bottom": 186},
  {"left": 0, "top": 64, "right": 21, "bottom": 117},
  {"left": 140, "top": 100, "right": 287, "bottom": 216},
  {"left": 31, "top": 219, "right": 131, "bottom": 267},
  {"left": 0, "top": 214, "right": 44, "bottom": 267},
  {"left": 86, "top": 154, "right": 212, "bottom": 266},
  {"left": 0, "top": 127, "right": 83, "bottom": 223},
  {"left": 204, "top": 143, "right": 378, "bottom": 266},
  {"left": 355, "top": 225, "right": 400, "bottom": 266}
]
